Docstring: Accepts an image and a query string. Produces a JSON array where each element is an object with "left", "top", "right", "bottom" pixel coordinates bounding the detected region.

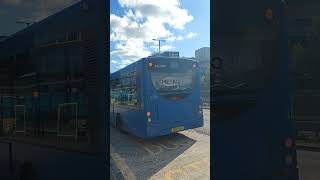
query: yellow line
[
  {"left": 164, "top": 169, "right": 187, "bottom": 180},
  {"left": 110, "top": 145, "right": 136, "bottom": 180},
  {"left": 184, "top": 159, "right": 210, "bottom": 177},
  {"left": 138, "top": 141, "right": 163, "bottom": 155},
  {"left": 157, "top": 142, "right": 179, "bottom": 150}
]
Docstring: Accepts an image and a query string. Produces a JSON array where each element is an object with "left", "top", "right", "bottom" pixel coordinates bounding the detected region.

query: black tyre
[{"left": 115, "top": 114, "right": 127, "bottom": 134}]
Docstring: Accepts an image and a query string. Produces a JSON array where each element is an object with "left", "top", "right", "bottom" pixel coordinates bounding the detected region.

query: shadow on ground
[{"left": 110, "top": 126, "right": 197, "bottom": 179}]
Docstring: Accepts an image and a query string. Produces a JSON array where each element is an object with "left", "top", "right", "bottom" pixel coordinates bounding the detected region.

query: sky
[{"left": 110, "top": 0, "right": 210, "bottom": 72}]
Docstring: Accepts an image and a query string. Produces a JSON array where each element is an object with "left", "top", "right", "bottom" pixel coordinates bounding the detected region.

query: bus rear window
[{"left": 150, "top": 59, "right": 196, "bottom": 98}]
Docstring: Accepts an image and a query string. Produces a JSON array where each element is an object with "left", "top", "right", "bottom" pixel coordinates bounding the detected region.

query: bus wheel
[
  {"left": 116, "top": 114, "right": 122, "bottom": 129},
  {"left": 18, "top": 162, "right": 37, "bottom": 180},
  {"left": 116, "top": 114, "right": 126, "bottom": 134}
]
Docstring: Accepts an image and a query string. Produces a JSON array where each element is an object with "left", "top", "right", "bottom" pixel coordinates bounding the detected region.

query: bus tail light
[
  {"left": 283, "top": 137, "right": 298, "bottom": 177},
  {"left": 146, "top": 111, "right": 151, "bottom": 122},
  {"left": 148, "top": 62, "right": 153, "bottom": 70},
  {"left": 199, "top": 105, "right": 202, "bottom": 115}
]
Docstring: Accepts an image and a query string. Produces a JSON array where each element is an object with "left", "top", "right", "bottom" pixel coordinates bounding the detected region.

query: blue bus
[
  {"left": 212, "top": 0, "right": 299, "bottom": 180},
  {"left": 110, "top": 53, "right": 203, "bottom": 138}
]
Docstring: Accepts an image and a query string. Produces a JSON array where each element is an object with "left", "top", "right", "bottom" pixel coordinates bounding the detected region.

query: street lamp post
[{"left": 152, "top": 39, "right": 166, "bottom": 53}]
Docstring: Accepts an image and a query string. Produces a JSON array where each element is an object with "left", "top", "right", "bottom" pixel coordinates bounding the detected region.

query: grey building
[
  {"left": 195, "top": 47, "right": 210, "bottom": 73},
  {"left": 195, "top": 47, "right": 210, "bottom": 105}
]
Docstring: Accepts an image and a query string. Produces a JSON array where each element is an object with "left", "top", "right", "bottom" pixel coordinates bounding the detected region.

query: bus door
[{"left": 212, "top": 0, "right": 298, "bottom": 179}]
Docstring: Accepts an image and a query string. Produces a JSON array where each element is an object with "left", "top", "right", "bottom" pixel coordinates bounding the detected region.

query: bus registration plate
[{"left": 171, "top": 126, "right": 184, "bottom": 133}]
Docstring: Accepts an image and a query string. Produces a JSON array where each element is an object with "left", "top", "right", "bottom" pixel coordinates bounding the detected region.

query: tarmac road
[{"left": 194, "top": 108, "right": 210, "bottom": 135}]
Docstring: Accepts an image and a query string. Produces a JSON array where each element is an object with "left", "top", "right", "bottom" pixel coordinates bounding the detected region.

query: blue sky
[{"left": 110, "top": 0, "right": 210, "bottom": 72}]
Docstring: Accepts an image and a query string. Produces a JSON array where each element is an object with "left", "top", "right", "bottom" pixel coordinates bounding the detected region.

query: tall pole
[{"left": 153, "top": 39, "right": 166, "bottom": 53}]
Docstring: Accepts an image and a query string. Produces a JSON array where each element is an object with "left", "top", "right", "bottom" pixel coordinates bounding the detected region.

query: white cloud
[
  {"left": 149, "top": 44, "right": 175, "bottom": 51},
  {"left": 111, "top": 0, "right": 194, "bottom": 70},
  {"left": 166, "top": 33, "right": 197, "bottom": 42},
  {"left": 160, "top": 45, "right": 176, "bottom": 51},
  {"left": 186, "top": 32, "right": 198, "bottom": 39},
  {"left": 112, "top": 59, "right": 137, "bottom": 70},
  {"left": 111, "top": 60, "right": 118, "bottom": 64},
  {"left": 111, "top": 39, "right": 151, "bottom": 60}
]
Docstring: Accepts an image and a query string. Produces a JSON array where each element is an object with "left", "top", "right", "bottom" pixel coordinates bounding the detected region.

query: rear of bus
[
  {"left": 142, "top": 56, "right": 203, "bottom": 138},
  {"left": 212, "top": 0, "right": 299, "bottom": 179}
]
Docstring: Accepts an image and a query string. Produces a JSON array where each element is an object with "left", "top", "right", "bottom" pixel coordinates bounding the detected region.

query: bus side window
[{"left": 111, "top": 69, "right": 140, "bottom": 108}]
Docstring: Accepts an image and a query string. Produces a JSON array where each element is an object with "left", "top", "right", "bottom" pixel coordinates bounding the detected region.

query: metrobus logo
[
  {"left": 160, "top": 77, "right": 181, "bottom": 87},
  {"left": 154, "top": 64, "right": 167, "bottom": 68}
]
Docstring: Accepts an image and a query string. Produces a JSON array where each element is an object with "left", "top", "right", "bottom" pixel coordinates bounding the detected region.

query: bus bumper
[{"left": 145, "top": 120, "right": 203, "bottom": 138}]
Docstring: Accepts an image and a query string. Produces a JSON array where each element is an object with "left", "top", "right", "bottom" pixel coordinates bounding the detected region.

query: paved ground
[
  {"left": 110, "top": 108, "right": 320, "bottom": 180},
  {"left": 110, "top": 110, "right": 210, "bottom": 180},
  {"left": 297, "top": 150, "right": 320, "bottom": 180}
]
